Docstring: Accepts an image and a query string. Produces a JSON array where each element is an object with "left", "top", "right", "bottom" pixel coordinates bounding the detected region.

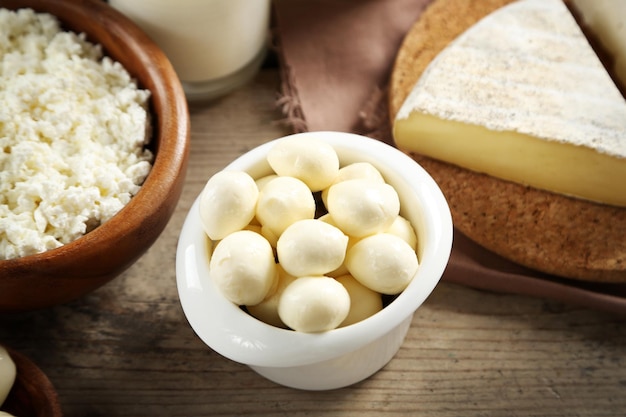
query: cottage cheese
[{"left": 0, "top": 8, "right": 152, "bottom": 260}]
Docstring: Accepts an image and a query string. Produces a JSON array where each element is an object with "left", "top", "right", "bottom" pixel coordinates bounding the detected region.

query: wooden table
[{"left": 1, "top": 67, "right": 625, "bottom": 417}]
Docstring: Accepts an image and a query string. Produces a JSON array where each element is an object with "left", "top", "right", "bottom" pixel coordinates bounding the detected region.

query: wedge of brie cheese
[{"left": 393, "top": 0, "right": 626, "bottom": 207}]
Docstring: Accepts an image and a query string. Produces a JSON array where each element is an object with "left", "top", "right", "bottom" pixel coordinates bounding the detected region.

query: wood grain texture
[{"left": 0, "top": 69, "right": 625, "bottom": 417}]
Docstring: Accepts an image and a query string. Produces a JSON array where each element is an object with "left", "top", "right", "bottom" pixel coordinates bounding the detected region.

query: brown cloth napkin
[{"left": 272, "top": 0, "right": 626, "bottom": 315}]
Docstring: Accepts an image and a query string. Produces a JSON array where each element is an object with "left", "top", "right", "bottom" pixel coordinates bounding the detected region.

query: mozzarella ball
[
  {"left": 247, "top": 265, "right": 297, "bottom": 328},
  {"left": 318, "top": 213, "right": 359, "bottom": 277},
  {"left": 209, "top": 230, "right": 278, "bottom": 306},
  {"left": 321, "top": 162, "right": 385, "bottom": 206},
  {"left": 255, "top": 174, "right": 278, "bottom": 191},
  {"left": 326, "top": 179, "right": 400, "bottom": 238},
  {"left": 256, "top": 176, "right": 315, "bottom": 237},
  {"left": 242, "top": 224, "right": 262, "bottom": 235},
  {"left": 277, "top": 219, "right": 349, "bottom": 277},
  {"left": 278, "top": 276, "right": 350, "bottom": 332},
  {"left": 267, "top": 137, "right": 339, "bottom": 191},
  {"left": 336, "top": 274, "right": 383, "bottom": 327},
  {"left": 335, "top": 162, "right": 385, "bottom": 183},
  {"left": 260, "top": 224, "right": 279, "bottom": 248},
  {"left": 386, "top": 215, "right": 418, "bottom": 250},
  {"left": 345, "top": 233, "right": 419, "bottom": 295},
  {"left": 199, "top": 170, "right": 259, "bottom": 240}
]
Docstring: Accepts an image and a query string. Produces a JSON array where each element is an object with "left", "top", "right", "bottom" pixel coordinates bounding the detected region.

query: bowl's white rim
[{"left": 176, "top": 131, "right": 453, "bottom": 368}]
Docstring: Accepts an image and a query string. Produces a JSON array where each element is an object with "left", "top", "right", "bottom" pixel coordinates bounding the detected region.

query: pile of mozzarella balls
[{"left": 199, "top": 137, "right": 419, "bottom": 333}]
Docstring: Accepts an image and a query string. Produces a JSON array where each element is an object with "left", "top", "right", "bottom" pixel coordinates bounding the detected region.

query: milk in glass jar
[{"left": 110, "top": 0, "right": 271, "bottom": 101}]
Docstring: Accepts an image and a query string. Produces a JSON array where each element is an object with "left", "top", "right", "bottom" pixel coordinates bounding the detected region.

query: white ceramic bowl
[{"left": 176, "top": 131, "right": 453, "bottom": 390}]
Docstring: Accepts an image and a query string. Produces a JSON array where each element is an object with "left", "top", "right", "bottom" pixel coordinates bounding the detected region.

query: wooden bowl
[
  {"left": 0, "top": 0, "right": 190, "bottom": 312},
  {"left": 1, "top": 347, "right": 62, "bottom": 417}
]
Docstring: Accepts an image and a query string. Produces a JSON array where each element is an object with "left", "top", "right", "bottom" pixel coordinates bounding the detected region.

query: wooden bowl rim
[{"left": 2, "top": 346, "right": 63, "bottom": 417}]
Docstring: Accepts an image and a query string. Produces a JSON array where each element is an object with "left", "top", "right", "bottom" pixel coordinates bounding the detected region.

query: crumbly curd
[{"left": 0, "top": 8, "right": 152, "bottom": 260}]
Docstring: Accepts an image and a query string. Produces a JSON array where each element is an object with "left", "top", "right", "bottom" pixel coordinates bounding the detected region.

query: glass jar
[{"left": 110, "top": 0, "right": 271, "bottom": 101}]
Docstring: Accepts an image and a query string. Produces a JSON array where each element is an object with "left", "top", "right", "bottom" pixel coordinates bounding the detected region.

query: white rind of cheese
[
  {"left": 394, "top": 0, "right": 626, "bottom": 206},
  {"left": 569, "top": 0, "right": 626, "bottom": 88}
]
